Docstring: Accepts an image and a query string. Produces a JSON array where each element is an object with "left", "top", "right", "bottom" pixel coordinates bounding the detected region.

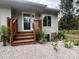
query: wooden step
[
  {"left": 16, "top": 33, "right": 34, "bottom": 36},
  {"left": 15, "top": 36, "right": 34, "bottom": 39},
  {"left": 12, "top": 39, "right": 36, "bottom": 46},
  {"left": 13, "top": 39, "right": 35, "bottom": 43},
  {"left": 12, "top": 31, "right": 36, "bottom": 46},
  {"left": 17, "top": 31, "right": 34, "bottom": 34}
]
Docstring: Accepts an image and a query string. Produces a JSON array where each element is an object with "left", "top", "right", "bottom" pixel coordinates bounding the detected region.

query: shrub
[
  {"left": 37, "top": 30, "right": 47, "bottom": 44},
  {"left": 52, "top": 33, "right": 58, "bottom": 42},
  {"left": 58, "top": 31, "right": 66, "bottom": 40},
  {"left": 1, "top": 26, "right": 9, "bottom": 46},
  {"left": 72, "top": 39, "right": 79, "bottom": 46},
  {"left": 52, "top": 31, "right": 66, "bottom": 42},
  {"left": 64, "top": 40, "right": 73, "bottom": 48}
]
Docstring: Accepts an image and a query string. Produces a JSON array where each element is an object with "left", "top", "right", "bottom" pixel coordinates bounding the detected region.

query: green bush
[
  {"left": 52, "top": 32, "right": 66, "bottom": 42},
  {"left": 64, "top": 40, "right": 73, "bottom": 48},
  {"left": 37, "top": 30, "right": 47, "bottom": 44},
  {"left": 1, "top": 26, "right": 9, "bottom": 46},
  {"left": 58, "top": 31, "right": 66, "bottom": 39},
  {"left": 72, "top": 39, "right": 79, "bottom": 46},
  {"left": 52, "top": 33, "right": 59, "bottom": 42}
]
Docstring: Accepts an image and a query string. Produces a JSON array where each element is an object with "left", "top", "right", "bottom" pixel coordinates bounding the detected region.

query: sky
[{"left": 26, "top": 0, "right": 60, "bottom": 9}]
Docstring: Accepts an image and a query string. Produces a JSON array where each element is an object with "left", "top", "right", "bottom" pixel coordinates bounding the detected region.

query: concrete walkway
[{"left": 0, "top": 41, "right": 79, "bottom": 59}]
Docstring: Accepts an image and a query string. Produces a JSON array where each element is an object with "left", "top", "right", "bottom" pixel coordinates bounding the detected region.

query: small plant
[
  {"left": 1, "top": 26, "right": 9, "bottom": 46},
  {"left": 52, "top": 42, "right": 58, "bottom": 52},
  {"left": 52, "top": 32, "right": 66, "bottom": 42},
  {"left": 73, "top": 39, "right": 79, "bottom": 46},
  {"left": 52, "top": 33, "right": 59, "bottom": 42},
  {"left": 58, "top": 31, "right": 66, "bottom": 40},
  {"left": 37, "top": 30, "right": 47, "bottom": 44},
  {"left": 64, "top": 40, "right": 73, "bottom": 48}
]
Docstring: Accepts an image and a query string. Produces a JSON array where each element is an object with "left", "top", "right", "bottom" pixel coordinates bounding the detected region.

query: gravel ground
[{"left": 0, "top": 41, "right": 79, "bottom": 59}]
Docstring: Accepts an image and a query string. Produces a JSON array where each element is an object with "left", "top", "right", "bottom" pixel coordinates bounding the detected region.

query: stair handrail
[{"left": 7, "top": 17, "right": 18, "bottom": 45}]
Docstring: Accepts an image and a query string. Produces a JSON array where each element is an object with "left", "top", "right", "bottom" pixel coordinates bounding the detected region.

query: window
[
  {"left": 24, "top": 17, "right": 31, "bottom": 30},
  {"left": 43, "top": 16, "right": 51, "bottom": 26},
  {"left": 23, "top": 14, "right": 31, "bottom": 17},
  {"left": 45, "top": 34, "right": 50, "bottom": 42}
]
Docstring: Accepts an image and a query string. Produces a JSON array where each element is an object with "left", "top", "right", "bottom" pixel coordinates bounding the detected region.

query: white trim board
[{"left": 22, "top": 12, "right": 35, "bottom": 32}]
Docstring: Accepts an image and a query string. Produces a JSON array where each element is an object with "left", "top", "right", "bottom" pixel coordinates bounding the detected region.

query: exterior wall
[
  {"left": 0, "top": 7, "right": 11, "bottom": 26},
  {"left": 18, "top": 12, "right": 23, "bottom": 32},
  {"left": 42, "top": 14, "right": 58, "bottom": 40},
  {"left": 0, "top": 7, "right": 11, "bottom": 41}
]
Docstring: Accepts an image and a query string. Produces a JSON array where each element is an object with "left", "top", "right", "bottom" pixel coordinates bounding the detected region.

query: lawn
[
  {"left": 62, "top": 30, "right": 79, "bottom": 46},
  {"left": 60, "top": 30, "right": 79, "bottom": 39},
  {"left": 65, "top": 34, "right": 79, "bottom": 40}
]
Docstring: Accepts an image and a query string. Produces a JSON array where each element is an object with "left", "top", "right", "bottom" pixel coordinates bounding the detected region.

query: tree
[
  {"left": 59, "top": 0, "right": 78, "bottom": 30},
  {"left": 59, "top": 16, "right": 79, "bottom": 30}
]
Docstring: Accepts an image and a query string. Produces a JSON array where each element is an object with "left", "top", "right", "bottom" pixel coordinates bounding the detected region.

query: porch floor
[{"left": 0, "top": 41, "right": 79, "bottom": 59}]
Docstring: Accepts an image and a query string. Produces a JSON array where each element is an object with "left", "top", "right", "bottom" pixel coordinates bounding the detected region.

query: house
[{"left": 0, "top": 0, "right": 59, "bottom": 46}]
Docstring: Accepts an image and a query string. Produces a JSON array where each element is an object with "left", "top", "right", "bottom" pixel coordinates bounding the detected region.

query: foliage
[
  {"left": 58, "top": 31, "right": 66, "bottom": 39},
  {"left": 52, "top": 33, "right": 59, "bottom": 42},
  {"left": 64, "top": 39, "right": 73, "bottom": 48},
  {"left": 1, "top": 26, "right": 9, "bottom": 46},
  {"left": 59, "top": 16, "right": 79, "bottom": 30},
  {"left": 64, "top": 30, "right": 79, "bottom": 34},
  {"left": 52, "top": 32, "right": 66, "bottom": 42},
  {"left": 71, "top": 39, "right": 79, "bottom": 46},
  {"left": 59, "top": 0, "right": 78, "bottom": 30},
  {"left": 37, "top": 30, "right": 47, "bottom": 44}
]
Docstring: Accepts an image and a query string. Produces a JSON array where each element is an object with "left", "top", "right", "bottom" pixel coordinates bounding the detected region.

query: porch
[{"left": 7, "top": 16, "right": 42, "bottom": 46}]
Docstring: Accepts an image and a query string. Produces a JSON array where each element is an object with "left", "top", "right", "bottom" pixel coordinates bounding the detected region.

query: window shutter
[
  {"left": 43, "top": 16, "right": 47, "bottom": 26},
  {"left": 48, "top": 16, "right": 51, "bottom": 26}
]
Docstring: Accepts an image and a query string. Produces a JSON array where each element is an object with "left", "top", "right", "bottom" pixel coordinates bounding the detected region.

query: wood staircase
[
  {"left": 12, "top": 31, "right": 36, "bottom": 46},
  {"left": 7, "top": 17, "right": 36, "bottom": 46}
]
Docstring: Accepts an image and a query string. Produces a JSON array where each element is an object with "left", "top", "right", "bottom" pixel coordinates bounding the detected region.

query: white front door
[{"left": 23, "top": 16, "right": 33, "bottom": 31}]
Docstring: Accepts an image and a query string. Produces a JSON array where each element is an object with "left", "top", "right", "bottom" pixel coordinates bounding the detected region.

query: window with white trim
[{"left": 43, "top": 16, "right": 51, "bottom": 26}]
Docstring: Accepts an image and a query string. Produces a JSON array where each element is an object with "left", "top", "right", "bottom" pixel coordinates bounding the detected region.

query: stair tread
[
  {"left": 17, "top": 31, "right": 34, "bottom": 34},
  {"left": 16, "top": 34, "right": 34, "bottom": 36},
  {"left": 16, "top": 33, "right": 34, "bottom": 35},
  {"left": 12, "top": 31, "right": 36, "bottom": 46},
  {"left": 13, "top": 39, "right": 35, "bottom": 43},
  {"left": 15, "top": 36, "right": 34, "bottom": 39}
]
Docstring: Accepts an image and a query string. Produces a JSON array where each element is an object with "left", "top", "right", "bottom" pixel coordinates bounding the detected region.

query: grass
[
  {"left": 64, "top": 30, "right": 79, "bottom": 34},
  {"left": 65, "top": 34, "right": 79, "bottom": 39},
  {"left": 60, "top": 30, "right": 79, "bottom": 39},
  {"left": 60, "top": 30, "right": 79, "bottom": 46}
]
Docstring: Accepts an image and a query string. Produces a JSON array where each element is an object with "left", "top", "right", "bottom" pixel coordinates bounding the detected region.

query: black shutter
[
  {"left": 43, "top": 16, "right": 47, "bottom": 26},
  {"left": 48, "top": 16, "right": 51, "bottom": 26}
]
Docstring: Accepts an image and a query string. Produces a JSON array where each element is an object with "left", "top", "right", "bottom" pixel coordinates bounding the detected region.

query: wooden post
[{"left": 9, "top": 19, "right": 13, "bottom": 45}]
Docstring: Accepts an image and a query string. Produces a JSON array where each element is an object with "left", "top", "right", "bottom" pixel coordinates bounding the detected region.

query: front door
[{"left": 23, "top": 16, "right": 33, "bottom": 31}]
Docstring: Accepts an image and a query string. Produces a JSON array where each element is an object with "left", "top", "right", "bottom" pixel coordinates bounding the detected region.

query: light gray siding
[
  {"left": 42, "top": 14, "right": 58, "bottom": 40},
  {"left": 0, "top": 7, "right": 11, "bottom": 26},
  {"left": 0, "top": 6, "right": 11, "bottom": 41}
]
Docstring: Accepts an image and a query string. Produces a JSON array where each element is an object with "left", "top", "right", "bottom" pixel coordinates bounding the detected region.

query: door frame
[{"left": 22, "top": 12, "right": 35, "bottom": 31}]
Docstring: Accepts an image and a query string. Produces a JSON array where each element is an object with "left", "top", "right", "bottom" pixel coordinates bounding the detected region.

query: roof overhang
[
  {"left": 0, "top": 0, "right": 59, "bottom": 14},
  {"left": 0, "top": 0, "right": 46, "bottom": 12},
  {"left": 43, "top": 8, "right": 59, "bottom": 15}
]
